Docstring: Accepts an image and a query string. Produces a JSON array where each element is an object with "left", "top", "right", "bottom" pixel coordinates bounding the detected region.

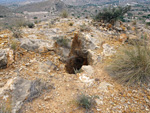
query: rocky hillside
[
  {"left": 63, "top": 0, "right": 149, "bottom": 6},
  {"left": 0, "top": 17, "right": 150, "bottom": 113},
  {"left": 62, "top": 0, "right": 115, "bottom": 6},
  {"left": 0, "top": 5, "right": 12, "bottom": 17},
  {"left": 15, "top": 0, "right": 66, "bottom": 12}
]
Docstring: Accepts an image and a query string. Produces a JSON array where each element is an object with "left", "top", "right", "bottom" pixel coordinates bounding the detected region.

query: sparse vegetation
[
  {"left": 10, "top": 40, "right": 18, "bottom": 51},
  {"left": 107, "top": 41, "right": 150, "bottom": 86},
  {"left": 0, "top": 103, "right": 11, "bottom": 113},
  {"left": 94, "top": 6, "right": 131, "bottom": 24},
  {"left": 34, "top": 17, "right": 38, "bottom": 19},
  {"left": 132, "top": 20, "right": 137, "bottom": 25},
  {"left": 69, "top": 22, "right": 73, "bottom": 26},
  {"left": 73, "top": 68, "right": 82, "bottom": 74},
  {"left": 76, "top": 94, "right": 96, "bottom": 110},
  {"left": 61, "top": 10, "right": 68, "bottom": 18},
  {"left": 146, "top": 22, "right": 150, "bottom": 26},
  {"left": 16, "top": 19, "right": 28, "bottom": 28},
  {"left": 27, "top": 22, "right": 35, "bottom": 28},
  {"left": 12, "top": 29, "right": 23, "bottom": 38},
  {"left": 56, "top": 37, "right": 70, "bottom": 48}
]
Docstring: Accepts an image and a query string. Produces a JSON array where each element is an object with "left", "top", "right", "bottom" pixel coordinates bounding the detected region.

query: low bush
[
  {"left": 0, "top": 103, "right": 11, "bottom": 113},
  {"left": 76, "top": 94, "right": 96, "bottom": 110},
  {"left": 94, "top": 6, "right": 131, "bottom": 24},
  {"left": 12, "top": 29, "right": 23, "bottom": 38},
  {"left": 61, "top": 10, "right": 68, "bottom": 18},
  {"left": 11, "top": 40, "right": 18, "bottom": 51},
  {"left": 107, "top": 41, "right": 150, "bottom": 86},
  {"left": 69, "top": 22, "right": 73, "bottom": 26},
  {"left": 27, "top": 22, "right": 35, "bottom": 28}
]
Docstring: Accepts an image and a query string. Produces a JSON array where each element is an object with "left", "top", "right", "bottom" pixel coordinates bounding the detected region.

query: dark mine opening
[
  {"left": 65, "top": 33, "right": 89, "bottom": 74},
  {"left": 65, "top": 55, "right": 89, "bottom": 74}
]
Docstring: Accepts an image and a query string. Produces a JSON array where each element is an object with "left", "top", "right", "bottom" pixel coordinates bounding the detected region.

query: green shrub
[
  {"left": 69, "top": 22, "right": 73, "bottom": 26},
  {"left": 146, "top": 22, "right": 150, "bottom": 26},
  {"left": 94, "top": 6, "right": 131, "bottom": 24},
  {"left": 77, "top": 94, "right": 96, "bottom": 110},
  {"left": 33, "top": 17, "right": 38, "bottom": 19},
  {"left": 11, "top": 40, "right": 18, "bottom": 51},
  {"left": 107, "top": 42, "right": 150, "bottom": 86},
  {"left": 27, "top": 22, "right": 35, "bottom": 28}
]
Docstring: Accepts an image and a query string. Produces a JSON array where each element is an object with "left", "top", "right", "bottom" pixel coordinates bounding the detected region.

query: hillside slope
[
  {"left": 62, "top": 0, "right": 149, "bottom": 6},
  {"left": 0, "top": 5, "right": 12, "bottom": 16},
  {"left": 15, "top": 0, "right": 66, "bottom": 12}
]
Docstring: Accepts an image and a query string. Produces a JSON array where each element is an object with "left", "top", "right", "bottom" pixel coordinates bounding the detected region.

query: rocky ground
[{"left": 0, "top": 17, "right": 150, "bottom": 113}]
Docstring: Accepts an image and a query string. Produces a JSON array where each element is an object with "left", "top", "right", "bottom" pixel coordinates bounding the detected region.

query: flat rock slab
[
  {"left": 0, "top": 77, "right": 51, "bottom": 113},
  {"left": 19, "top": 38, "right": 54, "bottom": 53}
]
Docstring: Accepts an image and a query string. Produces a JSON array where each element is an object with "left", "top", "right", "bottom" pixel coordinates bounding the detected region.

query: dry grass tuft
[{"left": 107, "top": 41, "right": 150, "bottom": 86}]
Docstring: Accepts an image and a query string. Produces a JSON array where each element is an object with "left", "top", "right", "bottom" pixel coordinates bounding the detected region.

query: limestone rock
[
  {"left": 12, "top": 77, "right": 31, "bottom": 113},
  {"left": 67, "top": 28, "right": 76, "bottom": 33},
  {"left": 0, "top": 78, "right": 14, "bottom": 95},
  {"left": 19, "top": 38, "right": 54, "bottom": 53},
  {"left": 11, "top": 77, "right": 50, "bottom": 113},
  {"left": 79, "top": 74, "right": 94, "bottom": 86},
  {"left": 0, "top": 50, "right": 7, "bottom": 69},
  {"left": 87, "top": 50, "right": 101, "bottom": 65},
  {"left": 0, "top": 49, "right": 14, "bottom": 69},
  {"left": 102, "top": 43, "right": 116, "bottom": 57},
  {"left": 85, "top": 33, "right": 99, "bottom": 50},
  {"left": 98, "top": 82, "right": 113, "bottom": 93},
  {"left": 81, "top": 65, "right": 94, "bottom": 76},
  {"left": 0, "top": 76, "right": 51, "bottom": 113}
]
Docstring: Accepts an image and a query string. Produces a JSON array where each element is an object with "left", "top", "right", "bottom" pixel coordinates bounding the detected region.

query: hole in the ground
[
  {"left": 65, "top": 55, "right": 88, "bottom": 74},
  {"left": 65, "top": 33, "right": 90, "bottom": 74}
]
